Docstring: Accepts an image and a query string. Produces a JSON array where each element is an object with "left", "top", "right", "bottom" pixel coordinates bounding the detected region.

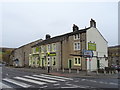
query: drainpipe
[{"left": 61, "top": 41, "right": 63, "bottom": 69}]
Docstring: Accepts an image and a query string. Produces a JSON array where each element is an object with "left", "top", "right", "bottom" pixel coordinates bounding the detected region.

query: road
[{"left": 0, "top": 66, "right": 120, "bottom": 89}]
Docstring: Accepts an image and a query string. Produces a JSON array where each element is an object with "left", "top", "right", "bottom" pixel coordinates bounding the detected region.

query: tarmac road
[{"left": 1, "top": 66, "right": 120, "bottom": 89}]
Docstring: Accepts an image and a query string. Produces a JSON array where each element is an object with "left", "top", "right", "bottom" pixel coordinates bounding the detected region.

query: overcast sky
[{"left": 0, "top": 1, "right": 118, "bottom": 48}]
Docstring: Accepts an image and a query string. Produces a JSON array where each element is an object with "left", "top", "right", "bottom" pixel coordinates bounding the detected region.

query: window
[
  {"left": 33, "top": 48, "right": 36, "bottom": 53},
  {"left": 74, "top": 42, "right": 80, "bottom": 50},
  {"left": 74, "top": 43, "right": 77, "bottom": 50},
  {"left": 78, "top": 34, "right": 80, "bottom": 39},
  {"left": 75, "top": 58, "right": 77, "bottom": 64},
  {"left": 53, "top": 43, "right": 56, "bottom": 51},
  {"left": 74, "top": 35, "right": 77, "bottom": 39},
  {"left": 41, "top": 46, "right": 44, "bottom": 53},
  {"left": 74, "top": 34, "right": 80, "bottom": 40},
  {"left": 78, "top": 43, "right": 80, "bottom": 50},
  {"left": 47, "top": 44, "right": 50, "bottom": 52},
  {"left": 53, "top": 57, "right": 56, "bottom": 66},
  {"left": 74, "top": 57, "right": 81, "bottom": 65},
  {"left": 39, "top": 47, "right": 41, "bottom": 52},
  {"left": 78, "top": 58, "right": 81, "bottom": 64}
]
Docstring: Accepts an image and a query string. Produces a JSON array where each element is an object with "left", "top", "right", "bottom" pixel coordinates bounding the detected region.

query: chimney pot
[
  {"left": 73, "top": 24, "right": 79, "bottom": 32},
  {"left": 46, "top": 34, "right": 51, "bottom": 39}
]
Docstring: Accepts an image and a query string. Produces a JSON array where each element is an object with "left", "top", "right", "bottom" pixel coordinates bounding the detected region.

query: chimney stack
[
  {"left": 45, "top": 34, "right": 51, "bottom": 39},
  {"left": 90, "top": 18, "right": 96, "bottom": 28},
  {"left": 73, "top": 24, "right": 79, "bottom": 32}
]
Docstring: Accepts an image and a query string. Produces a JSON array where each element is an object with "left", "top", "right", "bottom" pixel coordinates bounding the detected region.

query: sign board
[
  {"left": 88, "top": 42, "right": 96, "bottom": 51},
  {"left": 83, "top": 49, "right": 93, "bottom": 57},
  {"left": 47, "top": 52, "right": 56, "bottom": 56}
]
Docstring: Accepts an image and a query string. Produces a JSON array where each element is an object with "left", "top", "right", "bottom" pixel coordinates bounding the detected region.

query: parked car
[
  {"left": 116, "top": 66, "right": 120, "bottom": 72},
  {"left": 111, "top": 65, "right": 120, "bottom": 72}
]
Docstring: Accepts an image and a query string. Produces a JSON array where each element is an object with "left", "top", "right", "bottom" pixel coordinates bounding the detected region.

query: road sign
[{"left": 83, "top": 49, "right": 93, "bottom": 57}]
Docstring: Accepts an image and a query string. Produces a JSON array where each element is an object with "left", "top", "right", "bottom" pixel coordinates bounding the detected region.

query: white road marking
[
  {"left": 40, "top": 86, "right": 48, "bottom": 88},
  {"left": 0, "top": 82, "right": 12, "bottom": 88},
  {"left": 89, "top": 80, "right": 97, "bottom": 83},
  {"left": 81, "top": 79, "right": 86, "bottom": 81},
  {"left": 53, "top": 83, "right": 60, "bottom": 86},
  {"left": 99, "top": 81, "right": 105, "bottom": 84},
  {"left": 24, "top": 76, "right": 57, "bottom": 83},
  {"left": 66, "top": 83, "right": 73, "bottom": 86},
  {"left": 74, "top": 81, "right": 79, "bottom": 82},
  {"left": 61, "top": 86, "right": 77, "bottom": 88},
  {"left": 41, "top": 74, "right": 73, "bottom": 80},
  {"left": 3, "top": 78, "right": 31, "bottom": 88},
  {"left": 14, "top": 77, "right": 46, "bottom": 85},
  {"left": 109, "top": 82, "right": 118, "bottom": 85},
  {"left": 33, "top": 75, "right": 65, "bottom": 81}
]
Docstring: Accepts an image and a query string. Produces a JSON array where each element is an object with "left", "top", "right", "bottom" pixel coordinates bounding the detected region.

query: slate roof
[{"left": 32, "top": 27, "right": 91, "bottom": 47}]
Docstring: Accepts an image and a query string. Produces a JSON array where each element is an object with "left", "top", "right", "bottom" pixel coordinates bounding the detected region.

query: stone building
[
  {"left": 29, "top": 19, "right": 108, "bottom": 71},
  {"left": 10, "top": 39, "right": 42, "bottom": 67},
  {"left": 108, "top": 45, "right": 120, "bottom": 66},
  {"left": 0, "top": 47, "right": 14, "bottom": 65}
]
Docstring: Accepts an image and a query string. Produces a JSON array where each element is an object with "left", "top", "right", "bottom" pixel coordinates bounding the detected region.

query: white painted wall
[{"left": 86, "top": 27, "right": 108, "bottom": 71}]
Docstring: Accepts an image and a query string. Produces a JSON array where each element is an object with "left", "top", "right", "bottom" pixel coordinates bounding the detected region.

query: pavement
[{"left": 5, "top": 66, "right": 120, "bottom": 79}]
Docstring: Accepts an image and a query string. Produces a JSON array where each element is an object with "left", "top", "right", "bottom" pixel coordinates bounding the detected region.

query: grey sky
[{"left": 1, "top": 2, "right": 118, "bottom": 48}]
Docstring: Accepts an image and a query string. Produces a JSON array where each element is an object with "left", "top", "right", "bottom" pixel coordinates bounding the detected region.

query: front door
[
  {"left": 97, "top": 60, "right": 100, "bottom": 69},
  {"left": 68, "top": 60, "right": 72, "bottom": 69},
  {"left": 42, "top": 58, "right": 44, "bottom": 68}
]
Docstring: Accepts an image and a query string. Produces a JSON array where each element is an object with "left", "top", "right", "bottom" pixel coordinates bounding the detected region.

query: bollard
[
  {"left": 112, "top": 71, "right": 114, "bottom": 74},
  {"left": 109, "top": 71, "right": 111, "bottom": 74},
  {"left": 69, "top": 69, "right": 71, "bottom": 73},
  {"left": 96, "top": 70, "right": 98, "bottom": 75},
  {"left": 57, "top": 68, "right": 59, "bottom": 72},
  {"left": 104, "top": 70, "right": 106, "bottom": 75},
  {"left": 52, "top": 67, "right": 54, "bottom": 70},
  {"left": 63, "top": 68, "right": 64, "bottom": 72},
  {"left": 77, "top": 69, "right": 79, "bottom": 74},
  {"left": 116, "top": 70, "right": 118, "bottom": 74}
]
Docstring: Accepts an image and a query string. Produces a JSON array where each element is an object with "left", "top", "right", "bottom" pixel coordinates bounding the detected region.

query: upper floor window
[
  {"left": 41, "top": 46, "right": 45, "bottom": 53},
  {"left": 74, "top": 34, "right": 80, "bottom": 40},
  {"left": 74, "top": 42, "right": 80, "bottom": 50},
  {"left": 53, "top": 43, "right": 56, "bottom": 51},
  {"left": 47, "top": 44, "right": 51, "bottom": 52},
  {"left": 33, "top": 48, "right": 36, "bottom": 53}
]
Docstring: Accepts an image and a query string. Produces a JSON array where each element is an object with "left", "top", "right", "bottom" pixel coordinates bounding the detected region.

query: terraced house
[{"left": 29, "top": 19, "right": 108, "bottom": 71}]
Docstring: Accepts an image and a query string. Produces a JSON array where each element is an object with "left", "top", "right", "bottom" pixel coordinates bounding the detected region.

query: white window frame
[
  {"left": 53, "top": 43, "right": 56, "bottom": 51},
  {"left": 47, "top": 44, "right": 50, "bottom": 52},
  {"left": 74, "top": 57, "right": 81, "bottom": 66},
  {"left": 74, "top": 42, "right": 80, "bottom": 50},
  {"left": 52, "top": 57, "right": 56, "bottom": 66},
  {"left": 74, "top": 34, "right": 80, "bottom": 40}
]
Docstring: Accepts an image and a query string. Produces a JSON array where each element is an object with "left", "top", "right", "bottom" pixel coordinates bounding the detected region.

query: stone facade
[
  {"left": 10, "top": 39, "right": 42, "bottom": 67},
  {"left": 29, "top": 19, "right": 108, "bottom": 71},
  {"left": 108, "top": 45, "right": 120, "bottom": 66}
]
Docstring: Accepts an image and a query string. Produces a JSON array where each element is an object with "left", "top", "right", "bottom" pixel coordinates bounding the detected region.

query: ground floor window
[
  {"left": 53, "top": 57, "right": 56, "bottom": 66},
  {"left": 74, "top": 57, "right": 81, "bottom": 66}
]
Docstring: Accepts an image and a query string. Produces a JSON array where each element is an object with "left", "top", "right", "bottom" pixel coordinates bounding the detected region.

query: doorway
[
  {"left": 97, "top": 60, "right": 100, "bottom": 69},
  {"left": 68, "top": 60, "right": 72, "bottom": 69}
]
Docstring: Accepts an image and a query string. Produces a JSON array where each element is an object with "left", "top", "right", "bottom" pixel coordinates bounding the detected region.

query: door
[
  {"left": 97, "top": 60, "right": 100, "bottom": 69},
  {"left": 68, "top": 60, "right": 72, "bottom": 69},
  {"left": 42, "top": 58, "right": 44, "bottom": 68}
]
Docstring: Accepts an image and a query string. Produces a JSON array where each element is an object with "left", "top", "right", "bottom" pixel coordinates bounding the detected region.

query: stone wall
[{"left": 11, "top": 39, "right": 42, "bottom": 67}]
